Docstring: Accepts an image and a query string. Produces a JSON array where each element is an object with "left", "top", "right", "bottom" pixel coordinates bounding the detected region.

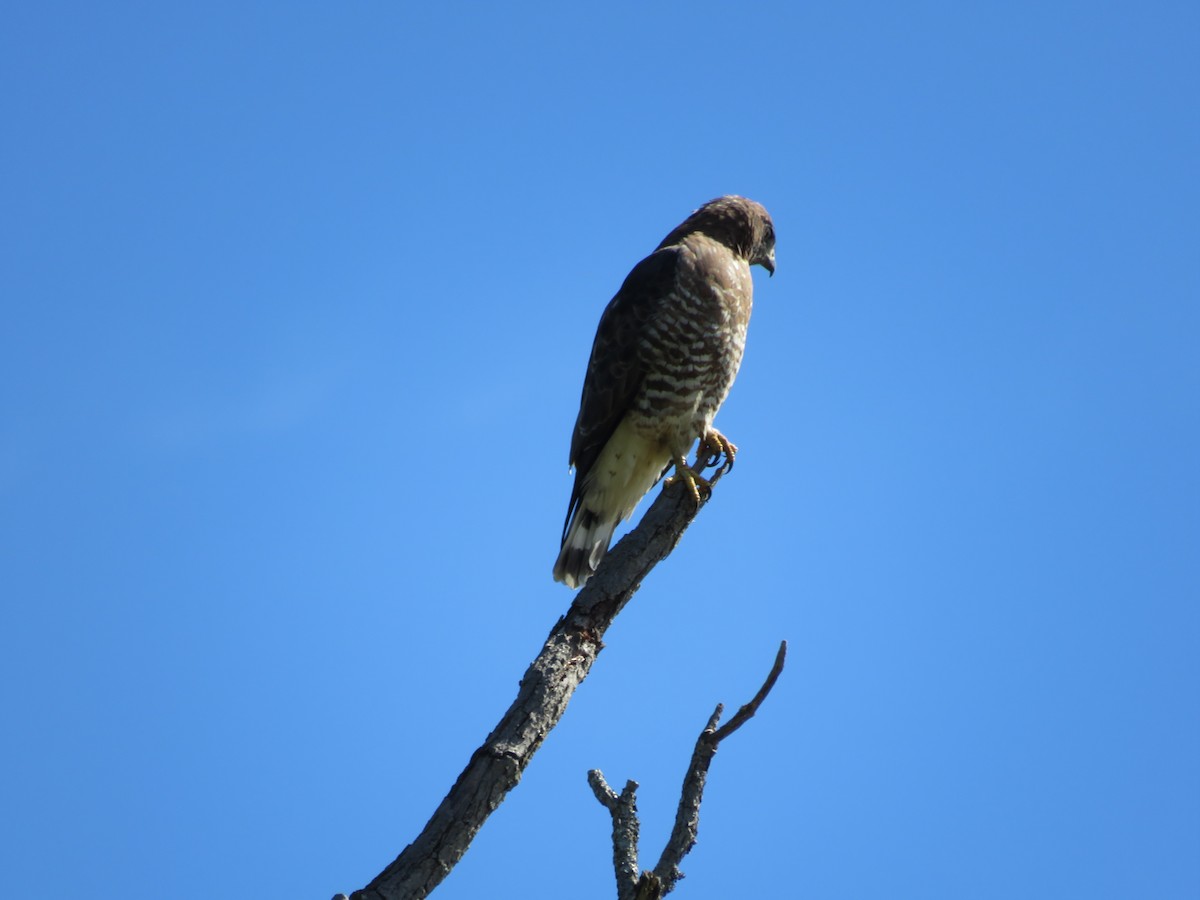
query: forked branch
[{"left": 590, "top": 641, "right": 788, "bottom": 898}]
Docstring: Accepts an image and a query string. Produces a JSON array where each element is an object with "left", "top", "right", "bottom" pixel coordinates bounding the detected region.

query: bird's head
[{"left": 658, "top": 195, "right": 776, "bottom": 276}]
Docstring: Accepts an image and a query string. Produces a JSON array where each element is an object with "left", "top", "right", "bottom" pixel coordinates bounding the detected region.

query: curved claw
[
  {"left": 663, "top": 460, "right": 714, "bottom": 506},
  {"left": 664, "top": 431, "right": 740, "bottom": 505},
  {"left": 698, "top": 430, "right": 738, "bottom": 483}
]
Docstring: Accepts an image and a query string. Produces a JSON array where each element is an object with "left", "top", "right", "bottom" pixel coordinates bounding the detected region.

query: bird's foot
[
  {"left": 697, "top": 429, "right": 738, "bottom": 484},
  {"left": 664, "top": 457, "right": 715, "bottom": 506}
]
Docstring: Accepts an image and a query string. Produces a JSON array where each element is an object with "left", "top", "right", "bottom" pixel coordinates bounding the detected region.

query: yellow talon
[
  {"left": 698, "top": 429, "right": 738, "bottom": 483},
  {"left": 663, "top": 458, "right": 714, "bottom": 505},
  {"left": 663, "top": 430, "right": 738, "bottom": 504}
]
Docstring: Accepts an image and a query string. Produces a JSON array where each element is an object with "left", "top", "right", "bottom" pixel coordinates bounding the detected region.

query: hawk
[{"left": 553, "top": 196, "right": 776, "bottom": 588}]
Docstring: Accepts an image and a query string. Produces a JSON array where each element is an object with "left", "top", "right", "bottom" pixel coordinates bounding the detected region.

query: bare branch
[
  {"left": 653, "top": 641, "right": 787, "bottom": 893},
  {"left": 712, "top": 640, "right": 787, "bottom": 741},
  {"left": 337, "top": 478, "right": 711, "bottom": 900},
  {"left": 587, "top": 642, "right": 787, "bottom": 897},
  {"left": 588, "top": 771, "right": 642, "bottom": 900},
  {"left": 588, "top": 769, "right": 621, "bottom": 810},
  {"left": 652, "top": 643, "right": 792, "bottom": 892}
]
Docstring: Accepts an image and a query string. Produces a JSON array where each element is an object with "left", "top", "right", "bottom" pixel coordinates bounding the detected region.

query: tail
[
  {"left": 552, "top": 419, "right": 671, "bottom": 589},
  {"left": 553, "top": 504, "right": 619, "bottom": 589}
]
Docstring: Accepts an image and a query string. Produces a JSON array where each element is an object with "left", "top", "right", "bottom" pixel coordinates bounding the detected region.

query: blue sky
[{"left": 3, "top": 2, "right": 1198, "bottom": 898}]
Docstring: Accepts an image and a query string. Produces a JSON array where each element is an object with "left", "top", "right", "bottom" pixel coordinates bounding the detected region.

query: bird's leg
[
  {"left": 696, "top": 428, "right": 738, "bottom": 484},
  {"left": 663, "top": 455, "right": 714, "bottom": 506}
]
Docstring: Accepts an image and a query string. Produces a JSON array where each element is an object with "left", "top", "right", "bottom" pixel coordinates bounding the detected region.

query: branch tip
[
  {"left": 712, "top": 639, "right": 787, "bottom": 742},
  {"left": 588, "top": 769, "right": 618, "bottom": 809}
]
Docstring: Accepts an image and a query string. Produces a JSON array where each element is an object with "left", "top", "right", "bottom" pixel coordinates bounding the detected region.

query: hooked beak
[{"left": 762, "top": 249, "right": 775, "bottom": 277}]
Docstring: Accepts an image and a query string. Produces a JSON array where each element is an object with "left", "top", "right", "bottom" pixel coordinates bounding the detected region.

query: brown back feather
[{"left": 563, "top": 248, "right": 678, "bottom": 538}]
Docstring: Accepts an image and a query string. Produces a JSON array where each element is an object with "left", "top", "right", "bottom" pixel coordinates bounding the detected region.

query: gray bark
[
  {"left": 336, "top": 474, "right": 710, "bottom": 900},
  {"left": 590, "top": 642, "right": 788, "bottom": 898}
]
